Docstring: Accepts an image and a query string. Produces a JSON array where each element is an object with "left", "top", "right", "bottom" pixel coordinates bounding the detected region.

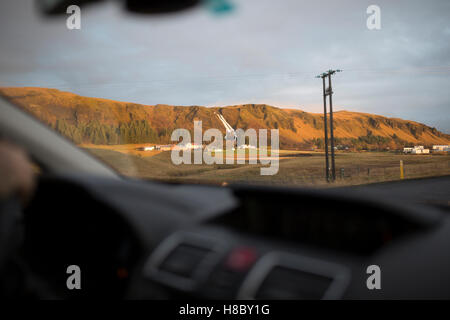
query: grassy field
[{"left": 81, "top": 144, "right": 450, "bottom": 187}]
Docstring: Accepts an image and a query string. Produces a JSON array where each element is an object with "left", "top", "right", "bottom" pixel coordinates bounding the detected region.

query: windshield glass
[{"left": 1, "top": 0, "right": 449, "bottom": 187}]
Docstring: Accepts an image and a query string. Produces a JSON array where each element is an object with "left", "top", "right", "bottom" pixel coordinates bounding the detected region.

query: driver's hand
[{"left": 0, "top": 141, "right": 36, "bottom": 205}]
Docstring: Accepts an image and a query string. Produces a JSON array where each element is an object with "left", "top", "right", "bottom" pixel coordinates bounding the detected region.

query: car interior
[
  {"left": 1, "top": 99, "right": 450, "bottom": 299},
  {"left": 1, "top": 0, "right": 450, "bottom": 303}
]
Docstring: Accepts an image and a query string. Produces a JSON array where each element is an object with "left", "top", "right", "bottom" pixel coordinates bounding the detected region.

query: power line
[{"left": 15, "top": 65, "right": 450, "bottom": 91}]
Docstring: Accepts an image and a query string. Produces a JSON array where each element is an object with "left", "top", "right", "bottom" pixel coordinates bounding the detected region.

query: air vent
[
  {"left": 144, "top": 232, "right": 224, "bottom": 291},
  {"left": 255, "top": 266, "right": 333, "bottom": 299},
  {"left": 238, "top": 252, "right": 350, "bottom": 300},
  {"left": 159, "top": 243, "right": 213, "bottom": 278}
]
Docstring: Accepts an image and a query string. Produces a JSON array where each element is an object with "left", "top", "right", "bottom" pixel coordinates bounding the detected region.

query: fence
[{"left": 291, "top": 160, "right": 450, "bottom": 186}]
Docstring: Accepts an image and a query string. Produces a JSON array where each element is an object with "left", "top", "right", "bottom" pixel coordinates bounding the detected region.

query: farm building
[
  {"left": 403, "top": 147, "right": 414, "bottom": 153},
  {"left": 205, "top": 147, "right": 223, "bottom": 153},
  {"left": 135, "top": 146, "right": 155, "bottom": 151},
  {"left": 432, "top": 145, "right": 450, "bottom": 152},
  {"left": 237, "top": 144, "right": 257, "bottom": 149},
  {"left": 155, "top": 144, "right": 175, "bottom": 151},
  {"left": 174, "top": 143, "right": 202, "bottom": 151},
  {"left": 403, "top": 146, "right": 430, "bottom": 154}
]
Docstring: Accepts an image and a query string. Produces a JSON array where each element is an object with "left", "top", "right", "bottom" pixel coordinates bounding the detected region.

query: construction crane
[{"left": 215, "top": 112, "right": 237, "bottom": 143}]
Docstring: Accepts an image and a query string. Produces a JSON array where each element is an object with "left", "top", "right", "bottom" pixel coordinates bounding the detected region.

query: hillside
[{"left": 1, "top": 87, "right": 449, "bottom": 150}]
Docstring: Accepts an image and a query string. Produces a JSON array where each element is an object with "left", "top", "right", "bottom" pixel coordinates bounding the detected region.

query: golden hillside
[{"left": 1, "top": 87, "right": 448, "bottom": 149}]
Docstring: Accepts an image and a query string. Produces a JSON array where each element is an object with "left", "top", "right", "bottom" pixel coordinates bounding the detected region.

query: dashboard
[{"left": 19, "top": 175, "right": 450, "bottom": 299}]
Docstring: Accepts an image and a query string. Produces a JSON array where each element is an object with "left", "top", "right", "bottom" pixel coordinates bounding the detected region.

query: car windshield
[{"left": 0, "top": 0, "right": 449, "bottom": 187}]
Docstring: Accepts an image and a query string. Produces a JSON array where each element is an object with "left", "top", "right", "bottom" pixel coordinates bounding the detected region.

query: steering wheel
[{"left": 0, "top": 197, "right": 25, "bottom": 275}]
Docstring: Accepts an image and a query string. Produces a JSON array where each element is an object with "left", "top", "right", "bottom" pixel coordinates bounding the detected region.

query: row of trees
[
  {"left": 311, "top": 132, "right": 407, "bottom": 151},
  {"left": 53, "top": 119, "right": 422, "bottom": 150},
  {"left": 53, "top": 119, "right": 173, "bottom": 145}
]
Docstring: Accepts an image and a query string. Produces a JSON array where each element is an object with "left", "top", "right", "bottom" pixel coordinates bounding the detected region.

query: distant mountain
[{"left": 1, "top": 87, "right": 449, "bottom": 150}]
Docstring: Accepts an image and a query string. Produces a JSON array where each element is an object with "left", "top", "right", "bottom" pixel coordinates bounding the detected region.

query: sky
[{"left": 0, "top": 0, "right": 449, "bottom": 132}]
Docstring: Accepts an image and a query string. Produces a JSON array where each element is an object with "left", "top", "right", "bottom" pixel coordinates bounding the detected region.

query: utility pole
[
  {"left": 322, "top": 76, "right": 329, "bottom": 182},
  {"left": 316, "top": 69, "right": 342, "bottom": 182},
  {"left": 328, "top": 73, "right": 336, "bottom": 181}
]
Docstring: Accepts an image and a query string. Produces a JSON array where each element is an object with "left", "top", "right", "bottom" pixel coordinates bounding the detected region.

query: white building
[
  {"left": 155, "top": 144, "right": 175, "bottom": 151},
  {"left": 432, "top": 145, "right": 450, "bottom": 152},
  {"left": 186, "top": 142, "right": 202, "bottom": 150},
  {"left": 237, "top": 144, "right": 257, "bottom": 150},
  {"left": 175, "top": 142, "right": 202, "bottom": 151},
  {"left": 417, "top": 148, "right": 430, "bottom": 154},
  {"left": 404, "top": 146, "right": 430, "bottom": 154},
  {"left": 403, "top": 147, "right": 414, "bottom": 153},
  {"left": 205, "top": 147, "right": 223, "bottom": 153},
  {"left": 135, "top": 146, "right": 155, "bottom": 151}
]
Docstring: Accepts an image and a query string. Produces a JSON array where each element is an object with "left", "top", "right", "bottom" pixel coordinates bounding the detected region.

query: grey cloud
[{"left": 0, "top": 0, "right": 449, "bottom": 132}]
